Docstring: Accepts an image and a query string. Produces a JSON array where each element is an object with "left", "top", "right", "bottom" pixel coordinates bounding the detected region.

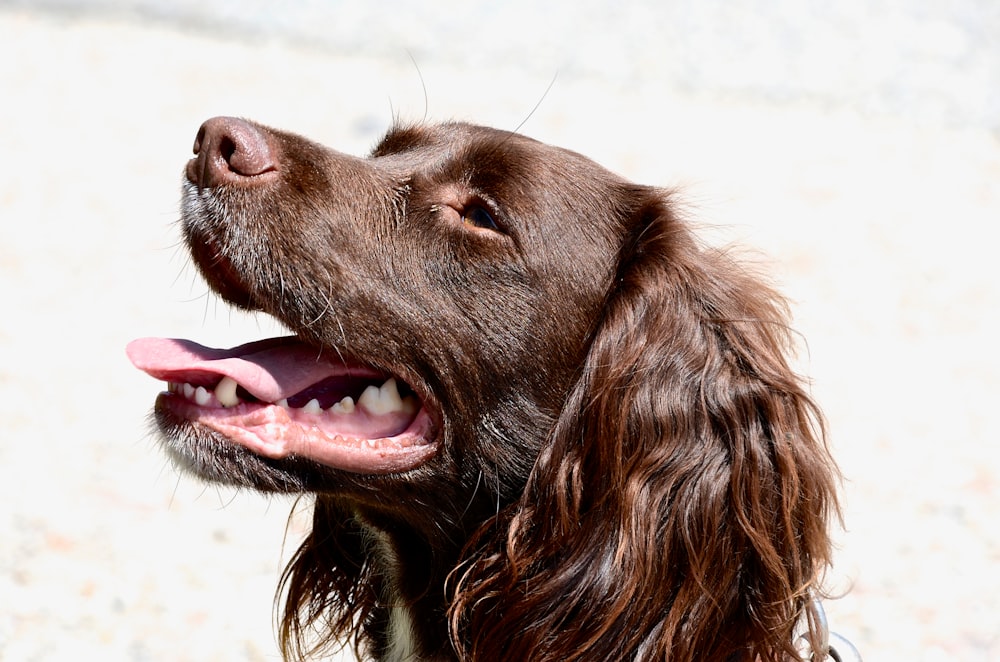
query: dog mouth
[{"left": 126, "top": 335, "right": 438, "bottom": 474}]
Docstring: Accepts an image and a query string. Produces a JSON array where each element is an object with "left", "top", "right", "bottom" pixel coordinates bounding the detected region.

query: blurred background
[{"left": 1, "top": 1, "right": 998, "bottom": 660}]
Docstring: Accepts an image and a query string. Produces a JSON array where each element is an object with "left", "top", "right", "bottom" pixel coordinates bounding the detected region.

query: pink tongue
[{"left": 126, "top": 336, "right": 360, "bottom": 403}]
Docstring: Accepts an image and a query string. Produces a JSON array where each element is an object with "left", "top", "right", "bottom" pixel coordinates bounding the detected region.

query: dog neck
[
  {"left": 360, "top": 523, "right": 419, "bottom": 661},
  {"left": 357, "top": 514, "right": 456, "bottom": 661}
]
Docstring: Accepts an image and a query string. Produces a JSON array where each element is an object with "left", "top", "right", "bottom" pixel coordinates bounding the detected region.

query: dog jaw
[
  {"left": 157, "top": 393, "right": 437, "bottom": 474},
  {"left": 127, "top": 336, "right": 439, "bottom": 476}
]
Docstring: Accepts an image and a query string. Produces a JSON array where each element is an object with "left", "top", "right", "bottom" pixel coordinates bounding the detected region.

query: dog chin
[
  {"left": 154, "top": 409, "right": 311, "bottom": 491},
  {"left": 152, "top": 401, "right": 439, "bottom": 492}
]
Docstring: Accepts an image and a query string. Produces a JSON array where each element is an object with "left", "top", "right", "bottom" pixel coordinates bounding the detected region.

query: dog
[{"left": 127, "top": 117, "right": 840, "bottom": 661}]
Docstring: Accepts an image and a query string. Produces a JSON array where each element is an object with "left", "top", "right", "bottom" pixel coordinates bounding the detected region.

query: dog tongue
[{"left": 126, "top": 336, "right": 350, "bottom": 403}]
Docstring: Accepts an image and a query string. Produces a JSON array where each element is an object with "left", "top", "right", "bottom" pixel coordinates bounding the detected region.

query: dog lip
[
  {"left": 185, "top": 228, "right": 257, "bottom": 309},
  {"left": 155, "top": 392, "right": 439, "bottom": 475}
]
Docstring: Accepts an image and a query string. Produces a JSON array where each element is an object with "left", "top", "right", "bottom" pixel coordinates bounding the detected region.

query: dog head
[{"left": 128, "top": 118, "right": 838, "bottom": 661}]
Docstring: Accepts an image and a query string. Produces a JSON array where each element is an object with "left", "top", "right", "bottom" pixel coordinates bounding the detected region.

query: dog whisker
[
  {"left": 406, "top": 50, "right": 429, "bottom": 123},
  {"left": 507, "top": 71, "right": 558, "bottom": 139}
]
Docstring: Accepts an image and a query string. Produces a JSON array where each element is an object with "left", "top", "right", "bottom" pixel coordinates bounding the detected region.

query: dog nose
[{"left": 187, "top": 117, "right": 276, "bottom": 189}]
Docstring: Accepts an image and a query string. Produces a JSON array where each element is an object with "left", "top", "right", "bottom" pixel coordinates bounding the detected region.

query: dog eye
[{"left": 462, "top": 206, "right": 498, "bottom": 231}]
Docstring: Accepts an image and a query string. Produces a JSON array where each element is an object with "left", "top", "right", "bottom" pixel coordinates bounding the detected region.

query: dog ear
[{"left": 451, "top": 191, "right": 840, "bottom": 661}]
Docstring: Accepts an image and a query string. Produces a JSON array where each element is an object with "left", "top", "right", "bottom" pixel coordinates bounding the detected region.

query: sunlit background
[{"left": 2, "top": 1, "right": 998, "bottom": 660}]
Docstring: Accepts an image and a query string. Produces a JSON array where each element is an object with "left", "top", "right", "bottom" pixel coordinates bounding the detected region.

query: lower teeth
[{"left": 169, "top": 380, "right": 414, "bottom": 418}]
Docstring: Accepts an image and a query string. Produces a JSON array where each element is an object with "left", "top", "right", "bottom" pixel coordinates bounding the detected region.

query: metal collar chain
[{"left": 795, "top": 598, "right": 863, "bottom": 662}]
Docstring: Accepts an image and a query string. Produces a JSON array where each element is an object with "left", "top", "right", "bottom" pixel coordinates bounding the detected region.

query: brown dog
[{"left": 128, "top": 117, "right": 839, "bottom": 661}]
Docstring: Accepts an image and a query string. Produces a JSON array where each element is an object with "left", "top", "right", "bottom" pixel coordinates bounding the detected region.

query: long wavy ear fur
[{"left": 451, "top": 190, "right": 840, "bottom": 661}]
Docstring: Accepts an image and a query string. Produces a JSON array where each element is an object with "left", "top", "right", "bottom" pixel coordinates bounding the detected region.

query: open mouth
[{"left": 126, "top": 336, "right": 438, "bottom": 474}]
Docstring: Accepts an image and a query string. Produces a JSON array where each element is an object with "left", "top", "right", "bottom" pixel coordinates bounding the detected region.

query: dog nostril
[
  {"left": 187, "top": 116, "right": 277, "bottom": 189},
  {"left": 218, "top": 136, "right": 237, "bottom": 163}
]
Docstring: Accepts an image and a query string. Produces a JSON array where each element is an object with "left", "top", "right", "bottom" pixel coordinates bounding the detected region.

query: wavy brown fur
[
  {"left": 449, "top": 197, "right": 837, "bottom": 661},
  {"left": 277, "top": 193, "right": 837, "bottom": 661}
]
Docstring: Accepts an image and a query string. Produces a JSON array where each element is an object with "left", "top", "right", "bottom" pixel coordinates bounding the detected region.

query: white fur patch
[{"left": 362, "top": 522, "right": 418, "bottom": 661}]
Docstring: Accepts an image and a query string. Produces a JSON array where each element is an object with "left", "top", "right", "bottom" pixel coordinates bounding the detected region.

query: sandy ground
[{"left": 2, "top": 5, "right": 999, "bottom": 661}]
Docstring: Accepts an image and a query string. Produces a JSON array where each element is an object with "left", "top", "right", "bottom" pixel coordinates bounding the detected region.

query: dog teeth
[
  {"left": 167, "top": 377, "right": 417, "bottom": 416},
  {"left": 358, "top": 384, "right": 384, "bottom": 413},
  {"left": 358, "top": 378, "right": 417, "bottom": 416},
  {"left": 194, "top": 386, "right": 212, "bottom": 406},
  {"left": 330, "top": 396, "right": 355, "bottom": 415},
  {"left": 358, "top": 379, "right": 400, "bottom": 416},
  {"left": 214, "top": 376, "right": 239, "bottom": 407}
]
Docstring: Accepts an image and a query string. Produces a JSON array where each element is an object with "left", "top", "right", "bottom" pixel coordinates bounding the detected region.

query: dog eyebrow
[{"left": 373, "top": 123, "right": 443, "bottom": 157}]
